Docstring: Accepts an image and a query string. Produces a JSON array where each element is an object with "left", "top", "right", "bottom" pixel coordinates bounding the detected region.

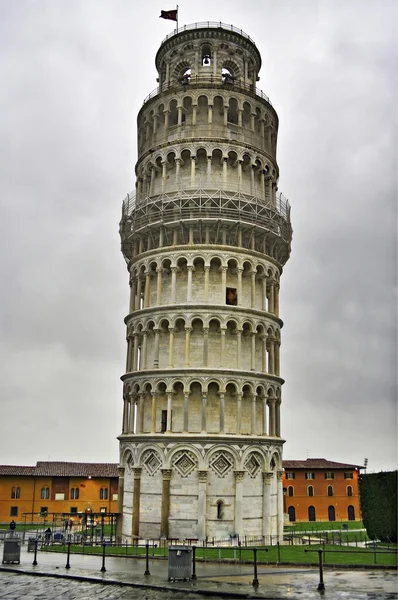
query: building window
[
  {"left": 70, "top": 507, "right": 78, "bottom": 514},
  {"left": 327, "top": 486, "right": 334, "bottom": 497},
  {"left": 328, "top": 505, "right": 336, "bottom": 521},
  {"left": 308, "top": 505, "right": 316, "bottom": 522},
  {"left": 305, "top": 472, "right": 315, "bottom": 480},
  {"left": 288, "top": 506, "right": 296, "bottom": 522},
  {"left": 324, "top": 472, "right": 334, "bottom": 480},
  {"left": 100, "top": 488, "right": 108, "bottom": 500},
  {"left": 347, "top": 486, "right": 353, "bottom": 497},
  {"left": 70, "top": 487, "right": 79, "bottom": 500},
  {"left": 10, "top": 506, "right": 18, "bottom": 517},
  {"left": 216, "top": 500, "right": 224, "bottom": 519},
  {"left": 100, "top": 507, "right": 107, "bottom": 513},
  {"left": 348, "top": 505, "right": 355, "bottom": 521},
  {"left": 11, "top": 486, "right": 20, "bottom": 499},
  {"left": 226, "top": 288, "right": 237, "bottom": 305},
  {"left": 40, "top": 507, "right": 48, "bottom": 517},
  {"left": 308, "top": 485, "right": 314, "bottom": 497},
  {"left": 40, "top": 487, "right": 50, "bottom": 500},
  {"left": 286, "top": 472, "right": 295, "bottom": 480},
  {"left": 288, "top": 486, "right": 294, "bottom": 497},
  {"left": 344, "top": 472, "right": 353, "bottom": 479}
]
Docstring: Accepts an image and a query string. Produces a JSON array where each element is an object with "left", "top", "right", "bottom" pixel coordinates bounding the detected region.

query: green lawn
[
  {"left": 41, "top": 542, "right": 397, "bottom": 568},
  {"left": 284, "top": 521, "right": 364, "bottom": 532}
]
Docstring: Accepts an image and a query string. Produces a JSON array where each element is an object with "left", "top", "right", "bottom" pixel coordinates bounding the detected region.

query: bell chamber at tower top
[{"left": 119, "top": 23, "right": 292, "bottom": 266}]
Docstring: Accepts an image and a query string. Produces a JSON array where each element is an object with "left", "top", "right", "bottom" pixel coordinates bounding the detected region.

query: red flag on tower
[{"left": 159, "top": 9, "right": 178, "bottom": 22}]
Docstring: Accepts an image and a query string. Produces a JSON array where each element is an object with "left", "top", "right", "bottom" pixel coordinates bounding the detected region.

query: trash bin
[
  {"left": 27, "top": 537, "right": 37, "bottom": 552},
  {"left": 168, "top": 545, "right": 192, "bottom": 581},
  {"left": 2, "top": 539, "right": 21, "bottom": 564}
]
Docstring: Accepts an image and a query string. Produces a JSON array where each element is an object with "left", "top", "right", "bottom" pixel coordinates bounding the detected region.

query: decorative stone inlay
[
  {"left": 126, "top": 454, "right": 134, "bottom": 472},
  {"left": 198, "top": 470, "right": 208, "bottom": 483},
  {"left": 173, "top": 451, "right": 197, "bottom": 478},
  {"left": 244, "top": 454, "right": 261, "bottom": 478},
  {"left": 209, "top": 452, "right": 234, "bottom": 478},
  {"left": 142, "top": 450, "right": 162, "bottom": 476}
]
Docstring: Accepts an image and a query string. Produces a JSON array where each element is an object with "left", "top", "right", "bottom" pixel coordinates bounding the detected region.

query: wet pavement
[{"left": 0, "top": 543, "right": 396, "bottom": 599}]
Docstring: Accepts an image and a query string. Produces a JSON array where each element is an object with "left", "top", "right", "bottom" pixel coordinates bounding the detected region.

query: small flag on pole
[{"left": 159, "top": 9, "right": 178, "bottom": 22}]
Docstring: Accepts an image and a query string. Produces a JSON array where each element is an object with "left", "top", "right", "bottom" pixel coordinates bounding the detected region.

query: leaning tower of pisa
[{"left": 117, "top": 21, "right": 292, "bottom": 543}]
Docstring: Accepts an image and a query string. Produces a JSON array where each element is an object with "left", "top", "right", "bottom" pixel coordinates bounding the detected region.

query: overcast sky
[{"left": 0, "top": 0, "right": 396, "bottom": 473}]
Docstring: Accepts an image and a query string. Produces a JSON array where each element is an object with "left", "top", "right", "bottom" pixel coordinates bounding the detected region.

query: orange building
[
  {"left": 282, "top": 458, "right": 363, "bottom": 523},
  {"left": 0, "top": 462, "right": 118, "bottom": 525}
]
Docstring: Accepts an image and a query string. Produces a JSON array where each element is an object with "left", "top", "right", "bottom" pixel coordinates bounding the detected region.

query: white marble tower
[{"left": 117, "top": 21, "right": 292, "bottom": 542}]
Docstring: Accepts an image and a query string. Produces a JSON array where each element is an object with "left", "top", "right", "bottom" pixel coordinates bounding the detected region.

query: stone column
[
  {"left": 203, "top": 327, "right": 209, "bottom": 366},
  {"left": 261, "top": 335, "right": 267, "bottom": 373},
  {"left": 220, "top": 327, "right": 226, "bottom": 368},
  {"left": 164, "top": 109, "right": 169, "bottom": 136},
  {"left": 137, "top": 393, "right": 144, "bottom": 434},
  {"left": 150, "top": 166, "right": 155, "bottom": 194},
  {"left": 168, "top": 327, "right": 174, "bottom": 368},
  {"left": 237, "top": 160, "right": 242, "bottom": 190},
  {"left": 236, "top": 329, "right": 242, "bottom": 368},
  {"left": 234, "top": 471, "right": 245, "bottom": 537},
  {"left": 190, "top": 156, "right": 196, "bottom": 188},
  {"left": 250, "top": 112, "right": 255, "bottom": 132},
  {"left": 275, "top": 399, "right": 281, "bottom": 437},
  {"left": 268, "top": 338, "right": 275, "bottom": 375},
  {"left": 183, "top": 392, "right": 189, "bottom": 432},
  {"left": 269, "top": 281, "right": 275, "bottom": 314},
  {"left": 223, "top": 104, "right": 228, "bottom": 126},
  {"left": 219, "top": 392, "right": 225, "bottom": 433},
  {"left": 135, "top": 276, "right": 142, "bottom": 311},
  {"left": 251, "top": 393, "right": 257, "bottom": 434},
  {"left": 187, "top": 265, "right": 193, "bottom": 302},
  {"left": 262, "top": 472, "right": 273, "bottom": 541},
  {"left": 222, "top": 157, "right": 228, "bottom": 188},
  {"left": 274, "top": 283, "right": 280, "bottom": 317},
  {"left": 126, "top": 336, "right": 132, "bottom": 372},
  {"left": 236, "top": 393, "right": 242, "bottom": 434},
  {"left": 277, "top": 471, "right": 284, "bottom": 541},
  {"left": 141, "top": 331, "right": 148, "bottom": 370},
  {"left": 156, "top": 268, "right": 163, "bottom": 305},
  {"left": 132, "top": 467, "right": 142, "bottom": 540},
  {"left": 133, "top": 333, "right": 139, "bottom": 370},
  {"left": 206, "top": 155, "right": 212, "bottom": 183},
  {"left": 192, "top": 104, "right": 197, "bottom": 126},
  {"left": 175, "top": 157, "right": 181, "bottom": 188},
  {"left": 204, "top": 265, "right": 210, "bottom": 301},
  {"left": 129, "top": 394, "right": 136, "bottom": 433},
  {"left": 268, "top": 399, "right": 276, "bottom": 436},
  {"left": 153, "top": 328, "right": 160, "bottom": 368},
  {"left": 262, "top": 395, "right": 268, "bottom": 435},
  {"left": 238, "top": 108, "right": 243, "bottom": 128},
  {"left": 161, "top": 161, "right": 167, "bottom": 194},
  {"left": 208, "top": 105, "right": 213, "bottom": 126},
  {"left": 184, "top": 327, "right": 192, "bottom": 367},
  {"left": 201, "top": 393, "right": 207, "bottom": 432},
  {"left": 129, "top": 278, "right": 137, "bottom": 313},
  {"left": 262, "top": 276, "right": 267, "bottom": 311},
  {"left": 144, "top": 272, "right": 151, "bottom": 308},
  {"left": 160, "top": 469, "right": 172, "bottom": 539},
  {"left": 275, "top": 341, "right": 280, "bottom": 376},
  {"left": 237, "top": 268, "right": 243, "bottom": 303},
  {"left": 122, "top": 394, "right": 129, "bottom": 433},
  {"left": 251, "top": 332, "right": 256, "bottom": 371},
  {"left": 116, "top": 466, "right": 125, "bottom": 539},
  {"left": 177, "top": 105, "right": 183, "bottom": 126},
  {"left": 151, "top": 393, "right": 157, "bottom": 433},
  {"left": 221, "top": 265, "right": 227, "bottom": 297},
  {"left": 197, "top": 471, "right": 208, "bottom": 540},
  {"left": 250, "top": 270, "right": 256, "bottom": 308},
  {"left": 171, "top": 267, "right": 177, "bottom": 303},
  {"left": 166, "top": 391, "right": 173, "bottom": 433}
]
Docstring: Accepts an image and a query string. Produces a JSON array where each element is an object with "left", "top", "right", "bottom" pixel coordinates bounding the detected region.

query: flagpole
[{"left": 176, "top": 5, "right": 179, "bottom": 33}]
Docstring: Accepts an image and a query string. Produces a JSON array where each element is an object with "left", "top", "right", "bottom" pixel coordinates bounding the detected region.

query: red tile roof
[
  {"left": 283, "top": 458, "right": 363, "bottom": 470},
  {"left": 0, "top": 462, "right": 119, "bottom": 478},
  {"left": 0, "top": 466, "right": 36, "bottom": 476}
]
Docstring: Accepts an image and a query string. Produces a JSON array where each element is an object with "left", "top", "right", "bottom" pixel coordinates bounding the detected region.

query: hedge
[{"left": 359, "top": 471, "right": 397, "bottom": 542}]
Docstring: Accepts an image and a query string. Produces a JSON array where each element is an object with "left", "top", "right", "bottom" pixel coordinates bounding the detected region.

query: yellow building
[{"left": 0, "top": 462, "right": 118, "bottom": 525}]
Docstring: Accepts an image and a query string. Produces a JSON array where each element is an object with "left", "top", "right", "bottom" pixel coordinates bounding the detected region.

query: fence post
[
  {"left": 277, "top": 541, "right": 281, "bottom": 563},
  {"left": 65, "top": 541, "right": 71, "bottom": 570},
  {"left": 373, "top": 541, "right": 377, "bottom": 565},
  {"left": 252, "top": 547, "right": 259, "bottom": 587},
  {"left": 192, "top": 545, "right": 197, "bottom": 580},
  {"left": 317, "top": 549, "right": 325, "bottom": 591},
  {"left": 32, "top": 539, "right": 38, "bottom": 566},
  {"left": 100, "top": 542, "right": 106, "bottom": 572},
  {"left": 144, "top": 542, "right": 150, "bottom": 575}
]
